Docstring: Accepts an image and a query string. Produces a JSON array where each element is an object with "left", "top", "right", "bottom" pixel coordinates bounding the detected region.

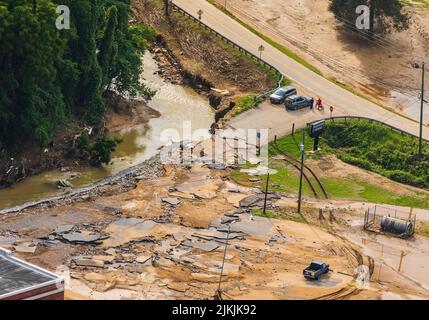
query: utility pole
[
  {"left": 215, "top": 221, "right": 236, "bottom": 300},
  {"left": 418, "top": 62, "right": 425, "bottom": 161},
  {"left": 164, "top": 0, "right": 170, "bottom": 18},
  {"left": 263, "top": 173, "right": 270, "bottom": 215},
  {"left": 297, "top": 131, "right": 305, "bottom": 214}
]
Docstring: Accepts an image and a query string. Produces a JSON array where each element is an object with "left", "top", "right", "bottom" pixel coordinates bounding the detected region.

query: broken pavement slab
[
  {"left": 102, "top": 218, "right": 158, "bottom": 248},
  {"left": 61, "top": 230, "right": 104, "bottom": 244},
  {"left": 73, "top": 256, "right": 105, "bottom": 268},
  {"left": 53, "top": 224, "right": 75, "bottom": 234},
  {"left": 136, "top": 255, "right": 152, "bottom": 264},
  {"left": 238, "top": 193, "right": 280, "bottom": 208},
  {"left": 181, "top": 239, "right": 220, "bottom": 252},
  {"left": 92, "top": 255, "right": 116, "bottom": 263},
  {"left": 14, "top": 242, "right": 38, "bottom": 254},
  {"left": 214, "top": 215, "right": 274, "bottom": 239},
  {"left": 161, "top": 197, "right": 181, "bottom": 206}
]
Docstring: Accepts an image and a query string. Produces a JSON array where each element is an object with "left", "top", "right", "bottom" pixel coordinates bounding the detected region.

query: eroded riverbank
[{"left": 0, "top": 53, "right": 214, "bottom": 210}]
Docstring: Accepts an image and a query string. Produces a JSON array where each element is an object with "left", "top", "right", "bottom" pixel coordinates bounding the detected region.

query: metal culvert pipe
[{"left": 380, "top": 216, "right": 413, "bottom": 238}]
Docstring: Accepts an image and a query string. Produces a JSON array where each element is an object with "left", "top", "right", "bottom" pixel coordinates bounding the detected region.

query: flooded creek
[{"left": 0, "top": 53, "right": 214, "bottom": 210}]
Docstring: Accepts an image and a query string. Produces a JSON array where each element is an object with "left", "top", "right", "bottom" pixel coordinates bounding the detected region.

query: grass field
[{"left": 231, "top": 124, "right": 429, "bottom": 209}]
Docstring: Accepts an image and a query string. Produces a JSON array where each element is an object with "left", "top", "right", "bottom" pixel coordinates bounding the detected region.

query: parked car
[
  {"left": 303, "top": 261, "right": 330, "bottom": 280},
  {"left": 285, "top": 95, "right": 314, "bottom": 110},
  {"left": 269, "top": 86, "right": 297, "bottom": 104}
]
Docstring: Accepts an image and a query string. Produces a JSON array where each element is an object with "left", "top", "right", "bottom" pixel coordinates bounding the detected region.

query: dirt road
[{"left": 172, "top": 0, "right": 429, "bottom": 140}]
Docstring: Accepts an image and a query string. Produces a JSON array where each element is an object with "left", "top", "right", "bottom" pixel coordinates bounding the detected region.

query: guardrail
[
  {"left": 170, "top": 2, "right": 427, "bottom": 144},
  {"left": 169, "top": 1, "right": 283, "bottom": 100},
  {"left": 308, "top": 116, "right": 429, "bottom": 143}
]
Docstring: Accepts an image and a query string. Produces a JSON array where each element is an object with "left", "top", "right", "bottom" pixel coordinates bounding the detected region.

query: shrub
[
  {"left": 387, "top": 170, "right": 426, "bottom": 189},
  {"left": 89, "top": 137, "right": 122, "bottom": 167},
  {"left": 322, "top": 119, "right": 429, "bottom": 190},
  {"left": 338, "top": 154, "right": 374, "bottom": 171}
]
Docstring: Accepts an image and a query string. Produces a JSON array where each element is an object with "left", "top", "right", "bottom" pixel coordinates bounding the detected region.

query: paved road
[{"left": 173, "top": 0, "right": 429, "bottom": 140}]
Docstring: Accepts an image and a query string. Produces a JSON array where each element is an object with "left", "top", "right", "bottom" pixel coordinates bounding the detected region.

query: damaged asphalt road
[{"left": 1, "top": 147, "right": 425, "bottom": 300}]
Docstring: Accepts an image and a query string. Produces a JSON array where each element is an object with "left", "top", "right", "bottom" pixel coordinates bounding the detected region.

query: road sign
[
  {"left": 309, "top": 120, "right": 326, "bottom": 151},
  {"left": 309, "top": 120, "right": 325, "bottom": 138}
]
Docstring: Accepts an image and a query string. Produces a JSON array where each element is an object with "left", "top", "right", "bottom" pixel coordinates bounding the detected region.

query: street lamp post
[
  {"left": 263, "top": 173, "right": 270, "bottom": 215},
  {"left": 418, "top": 61, "right": 425, "bottom": 161},
  {"left": 297, "top": 132, "right": 305, "bottom": 214}
]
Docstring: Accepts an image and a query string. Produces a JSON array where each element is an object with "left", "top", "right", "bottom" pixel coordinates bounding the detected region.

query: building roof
[{"left": 0, "top": 248, "right": 62, "bottom": 299}]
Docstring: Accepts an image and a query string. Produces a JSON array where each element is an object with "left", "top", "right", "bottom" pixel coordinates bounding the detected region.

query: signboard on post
[
  {"left": 258, "top": 45, "right": 265, "bottom": 59},
  {"left": 197, "top": 9, "right": 203, "bottom": 20}
]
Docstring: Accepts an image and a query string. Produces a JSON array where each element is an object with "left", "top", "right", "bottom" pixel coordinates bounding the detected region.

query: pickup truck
[{"left": 303, "top": 261, "right": 330, "bottom": 280}]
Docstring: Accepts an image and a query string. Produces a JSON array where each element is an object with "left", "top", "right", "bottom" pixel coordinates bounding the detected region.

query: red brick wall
[{"left": 1, "top": 283, "right": 64, "bottom": 300}]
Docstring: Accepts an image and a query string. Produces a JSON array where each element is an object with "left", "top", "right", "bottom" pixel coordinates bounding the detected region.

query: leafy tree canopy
[
  {"left": 329, "top": 0, "right": 410, "bottom": 35},
  {"left": 0, "top": 0, "right": 156, "bottom": 157}
]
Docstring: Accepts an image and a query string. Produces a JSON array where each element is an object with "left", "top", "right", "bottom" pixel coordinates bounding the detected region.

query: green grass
[
  {"left": 231, "top": 164, "right": 429, "bottom": 209},
  {"left": 322, "top": 178, "right": 429, "bottom": 209},
  {"left": 402, "top": 0, "right": 429, "bottom": 9},
  {"left": 227, "top": 95, "right": 263, "bottom": 118},
  {"left": 231, "top": 125, "right": 429, "bottom": 209},
  {"left": 269, "top": 129, "right": 313, "bottom": 158},
  {"left": 322, "top": 119, "right": 429, "bottom": 189},
  {"left": 251, "top": 208, "right": 306, "bottom": 223}
]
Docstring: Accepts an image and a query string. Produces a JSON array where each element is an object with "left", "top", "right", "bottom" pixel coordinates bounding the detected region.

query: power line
[{"left": 225, "top": 3, "right": 422, "bottom": 97}]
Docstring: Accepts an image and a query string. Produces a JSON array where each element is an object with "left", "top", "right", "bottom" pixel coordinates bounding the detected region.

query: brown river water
[{"left": 0, "top": 53, "right": 214, "bottom": 210}]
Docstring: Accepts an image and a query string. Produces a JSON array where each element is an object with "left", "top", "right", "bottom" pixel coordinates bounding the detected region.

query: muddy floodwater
[{"left": 0, "top": 53, "right": 214, "bottom": 210}]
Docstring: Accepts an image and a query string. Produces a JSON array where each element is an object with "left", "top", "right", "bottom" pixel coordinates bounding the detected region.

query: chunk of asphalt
[
  {"left": 73, "top": 257, "right": 105, "bottom": 268},
  {"left": 62, "top": 231, "right": 102, "bottom": 243},
  {"left": 53, "top": 224, "right": 75, "bottom": 234},
  {"left": 239, "top": 194, "right": 280, "bottom": 207},
  {"left": 181, "top": 240, "right": 219, "bottom": 252},
  {"left": 161, "top": 197, "right": 181, "bottom": 206}
]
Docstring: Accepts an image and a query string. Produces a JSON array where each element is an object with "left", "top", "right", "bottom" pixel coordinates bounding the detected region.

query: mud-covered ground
[
  {"left": 1, "top": 138, "right": 428, "bottom": 300},
  {"left": 213, "top": 0, "right": 429, "bottom": 115}
]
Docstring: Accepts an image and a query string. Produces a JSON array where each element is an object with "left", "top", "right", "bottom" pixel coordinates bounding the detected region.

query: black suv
[{"left": 285, "top": 95, "right": 314, "bottom": 110}]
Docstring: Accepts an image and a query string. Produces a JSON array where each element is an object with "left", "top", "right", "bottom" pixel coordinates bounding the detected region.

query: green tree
[
  {"left": 98, "top": 6, "right": 119, "bottom": 89},
  {"left": 329, "top": 0, "right": 410, "bottom": 35},
  {"left": 89, "top": 136, "right": 122, "bottom": 166},
  {"left": 0, "top": 0, "right": 157, "bottom": 165},
  {"left": 0, "top": 0, "right": 68, "bottom": 149}
]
